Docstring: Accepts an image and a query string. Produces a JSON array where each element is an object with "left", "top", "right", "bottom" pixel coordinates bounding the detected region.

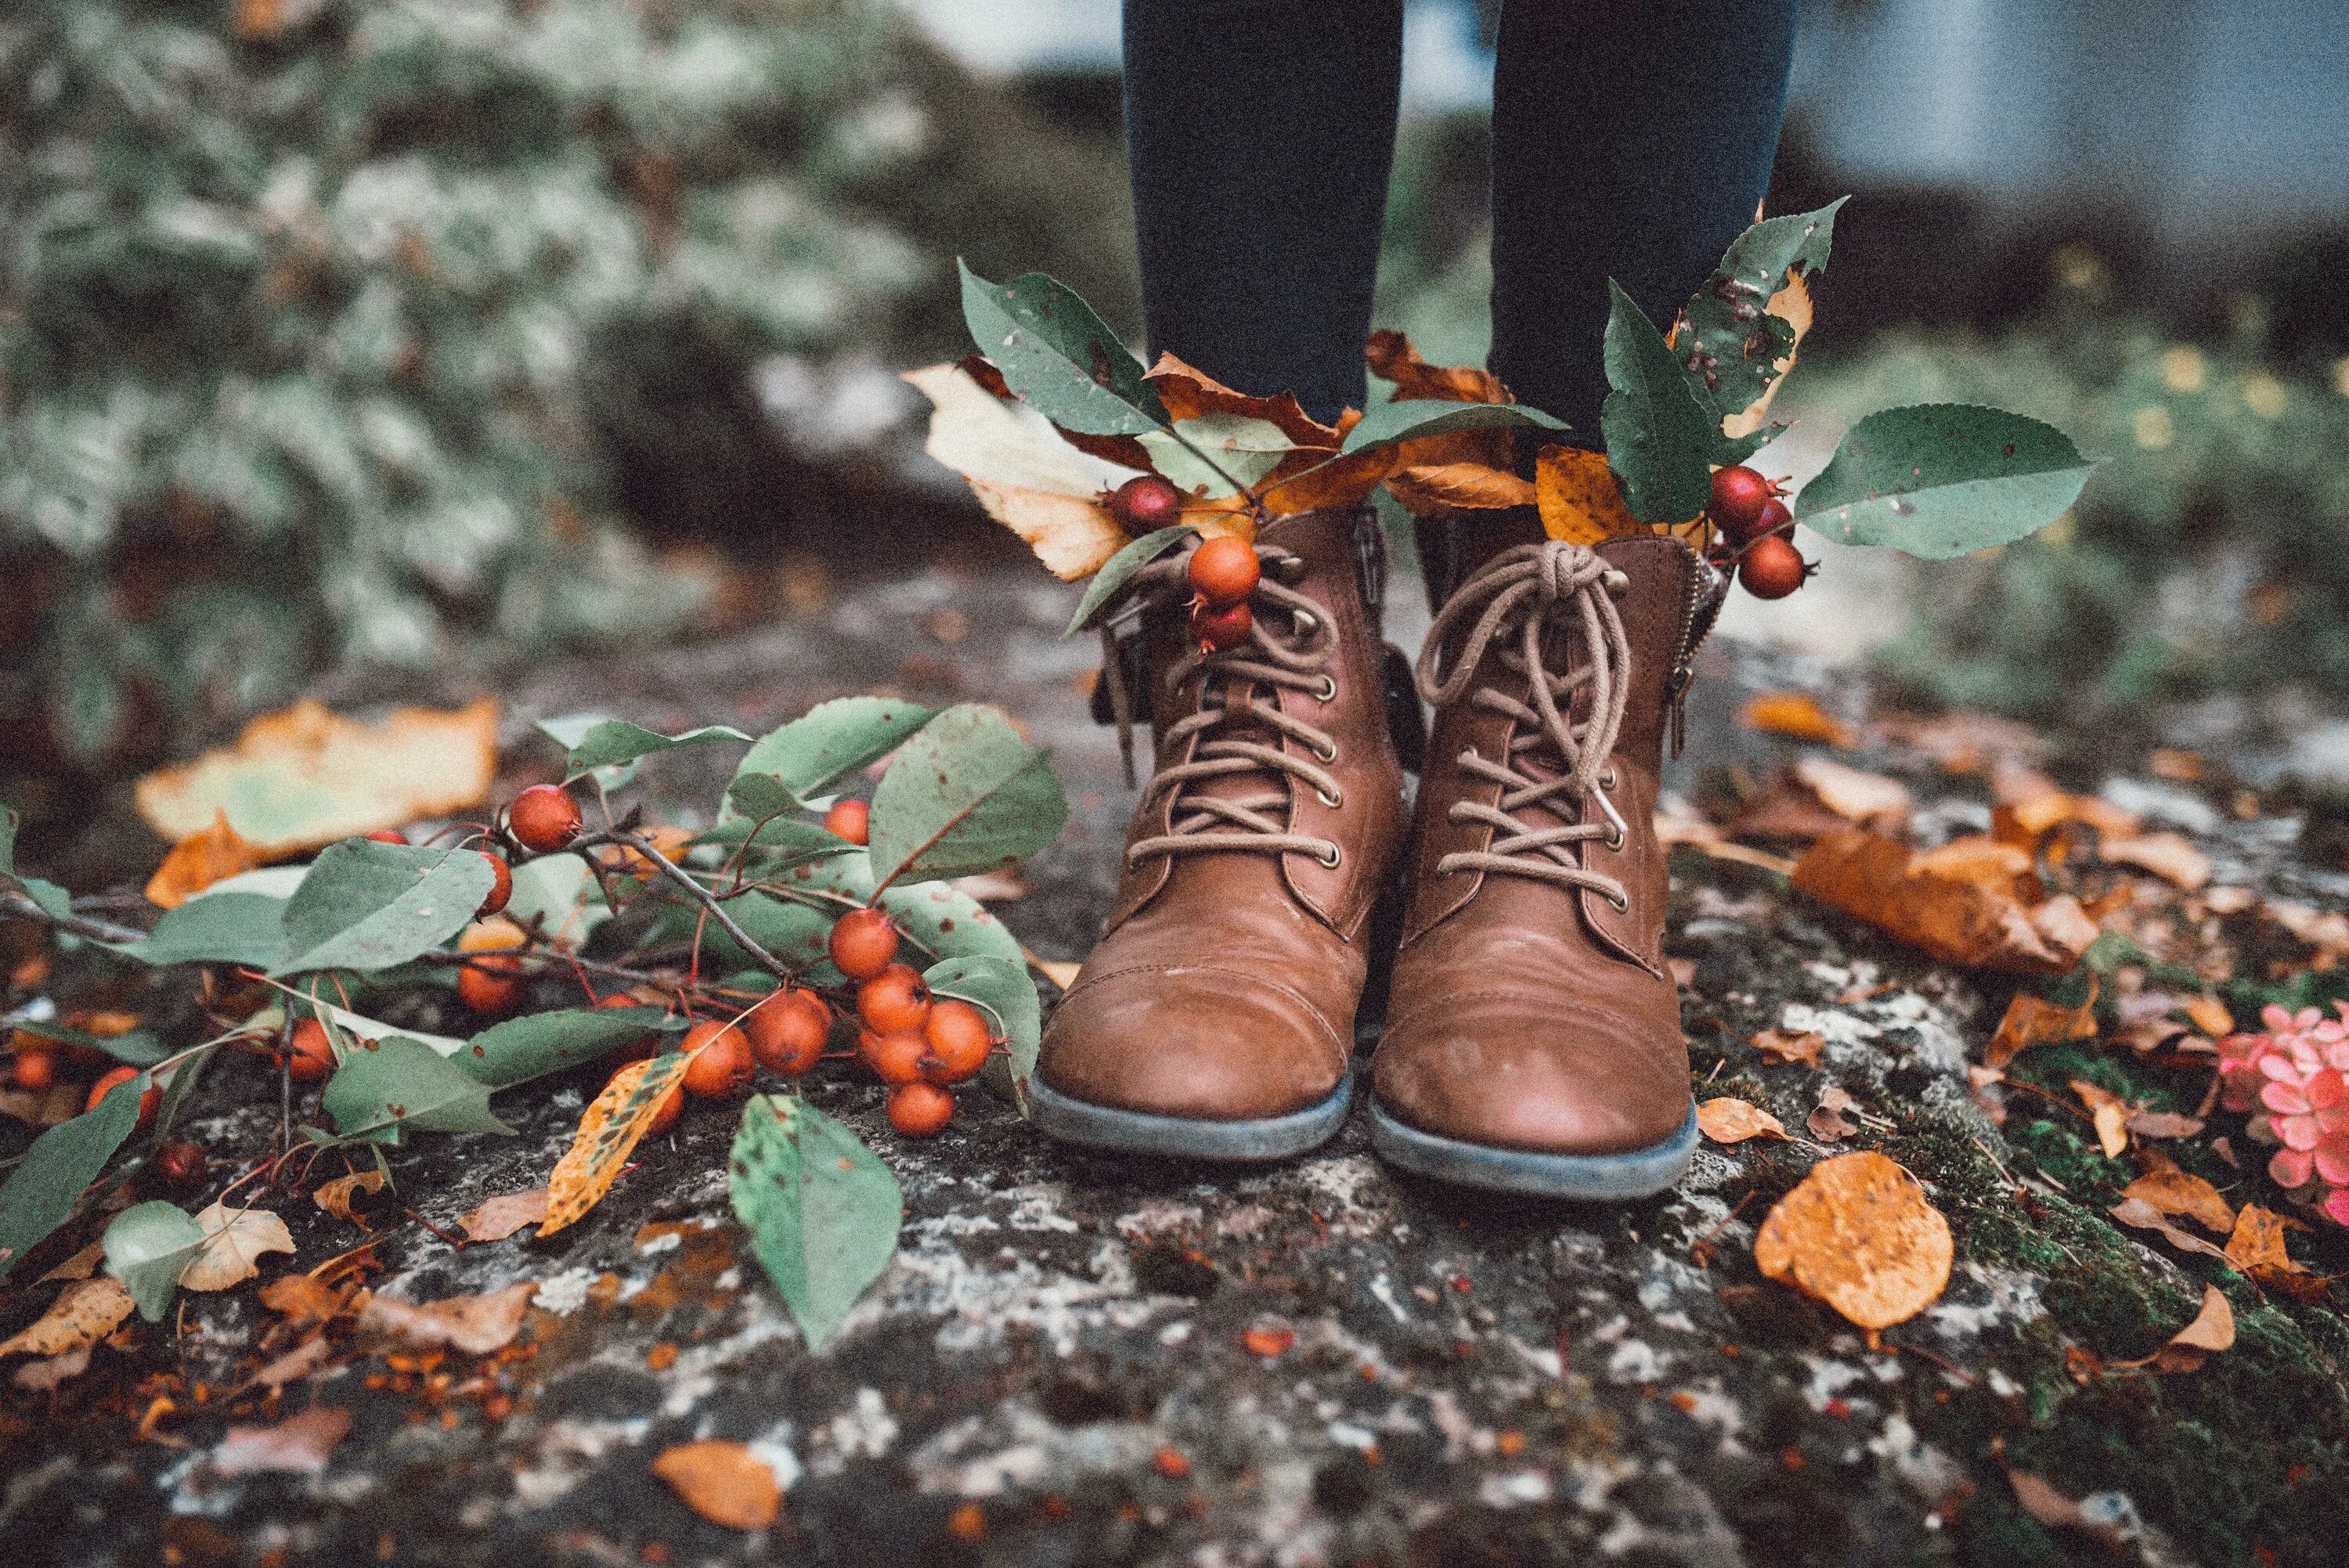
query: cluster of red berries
[
  {"left": 1102, "top": 475, "right": 1262, "bottom": 654},
  {"left": 1708, "top": 466, "right": 1813, "bottom": 600},
  {"left": 612, "top": 907, "right": 1000, "bottom": 1141}
]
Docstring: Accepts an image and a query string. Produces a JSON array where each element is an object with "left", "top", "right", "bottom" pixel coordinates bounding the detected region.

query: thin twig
[
  {"left": 0, "top": 889, "right": 147, "bottom": 944},
  {"left": 576, "top": 829, "right": 792, "bottom": 982}
]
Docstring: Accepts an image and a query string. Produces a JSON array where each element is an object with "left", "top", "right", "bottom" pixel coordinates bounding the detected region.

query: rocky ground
[{"left": 5, "top": 550, "right": 2348, "bottom": 1568}]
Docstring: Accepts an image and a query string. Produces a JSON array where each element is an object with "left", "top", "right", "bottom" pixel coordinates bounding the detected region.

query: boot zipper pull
[{"left": 1665, "top": 663, "right": 1693, "bottom": 759}]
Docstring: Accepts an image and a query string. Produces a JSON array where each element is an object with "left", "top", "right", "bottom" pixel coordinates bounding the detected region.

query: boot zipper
[{"left": 1663, "top": 539, "right": 1729, "bottom": 759}]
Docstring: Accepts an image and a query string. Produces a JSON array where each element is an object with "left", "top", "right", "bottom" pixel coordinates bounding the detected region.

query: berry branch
[{"left": 571, "top": 827, "right": 796, "bottom": 984}]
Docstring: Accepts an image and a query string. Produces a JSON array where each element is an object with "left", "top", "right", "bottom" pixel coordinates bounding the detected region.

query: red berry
[
  {"left": 1723, "top": 495, "right": 1793, "bottom": 547},
  {"left": 477, "top": 852, "right": 513, "bottom": 917},
  {"left": 365, "top": 828, "right": 409, "bottom": 845},
  {"left": 1738, "top": 534, "right": 1812, "bottom": 600},
  {"left": 154, "top": 1141, "right": 208, "bottom": 1192},
  {"left": 1186, "top": 536, "right": 1261, "bottom": 609},
  {"left": 507, "top": 784, "right": 583, "bottom": 854},
  {"left": 1190, "top": 599, "right": 1253, "bottom": 652},
  {"left": 858, "top": 1029, "right": 929, "bottom": 1087},
  {"left": 743, "top": 989, "right": 829, "bottom": 1076},
  {"left": 823, "top": 798, "right": 870, "bottom": 845},
  {"left": 857, "top": 964, "right": 932, "bottom": 1035},
  {"left": 457, "top": 957, "right": 524, "bottom": 1015},
  {"left": 11, "top": 1047, "right": 55, "bottom": 1093},
  {"left": 887, "top": 1081, "right": 954, "bottom": 1137},
  {"left": 828, "top": 908, "right": 900, "bottom": 980},
  {"left": 1709, "top": 466, "right": 1783, "bottom": 533},
  {"left": 920, "top": 1000, "right": 994, "bottom": 1086},
  {"left": 680, "top": 1020, "right": 753, "bottom": 1098},
  {"left": 1107, "top": 475, "right": 1182, "bottom": 532},
  {"left": 88, "top": 1065, "right": 158, "bottom": 1126},
  {"left": 287, "top": 1018, "right": 336, "bottom": 1083}
]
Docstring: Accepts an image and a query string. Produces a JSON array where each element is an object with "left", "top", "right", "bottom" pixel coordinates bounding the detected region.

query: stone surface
[{"left": 5, "top": 556, "right": 2348, "bottom": 1568}]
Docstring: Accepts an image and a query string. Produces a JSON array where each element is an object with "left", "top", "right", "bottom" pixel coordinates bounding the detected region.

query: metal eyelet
[
  {"left": 1291, "top": 610, "right": 1319, "bottom": 636},
  {"left": 1316, "top": 786, "right": 1344, "bottom": 809},
  {"left": 1600, "top": 568, "right": 1630, "bottom": 598},
  {"left": 1606, "top": 890, "right": 1629, "bottom": 911},
  {"left": 1316, "top": 843, "right": 1343, "bottom": 868},
  {"left": 1312, "top": 739, "right": 1338, "bottom": 762},
  {"left": 1600, "top": 767, "right": 1618, "bottom": 789},
  {"left": 1314, "top": 675, "right": 1337, "bottom": 701},
  {"left": 1605, "top": 826, "right": 1625, "bottom": 851}
]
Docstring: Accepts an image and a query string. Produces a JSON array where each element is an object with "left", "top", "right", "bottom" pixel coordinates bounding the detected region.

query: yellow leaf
[
  {"left": 135, "top": 698, "right": 497, "bottom": 856},
  {"left": 2069, "top": 1080, "right": 2131, "bottom": 1159},
  {"left": 1696, "top": 1097, "right": 1789, "bottom": 1144},
  {"left": 2183, "top": 994, "right": 2235, "bottom": 1037},
  {"left": 180, "top": 1202, "right": 295, "bottom": 1292},
  {"left": 1753, "top": 1151, "right": 1953, "bottom": 1330},
  {"left": 964, "top": 481, "right": 1130, "bottom": 582},
  {"left": 1384, "top": 463, "right": 1535, "bottom": 514},
  {"left": 651, "top": 1440, "right": 783, "bottom": 1531},
  {"left": 540, "top": 1054, "right": 693, "bottom": 1236},
  {"left": 1721, "top": 270, "right": 1812, "bottom": 441},
  {"left": 902, "top": 363, "right": 1131, "bottom": 581},
  {"left": 145, "top": 810, "right": 261, "bottom": 909},
  {"left": 1533, "top": 445, "right": 1644, "bottom": 544},
  {"left": 1737, "top": 691, "right": 1856, "bottom": 749},
  {"left": 311, "top": 1170, "right": 388, "bottom": 1227},
  {"left": 1984, "top": 978, "right": 2100, "bottom": 1069},
  {"left": 0, "top": 1277, "right": 136, "bottom": 1359},
  {"left": 2147, "top": 1283, "right": 2235, "bottom": 1372}
]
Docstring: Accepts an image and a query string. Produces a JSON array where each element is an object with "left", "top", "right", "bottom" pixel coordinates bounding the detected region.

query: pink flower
[
  {"left": 2326, "top": 1188, "right": 2349, "bottom": 1227},
  {"left": 2273, "top": 1147, "right": 2315, "bottom": 1188}
]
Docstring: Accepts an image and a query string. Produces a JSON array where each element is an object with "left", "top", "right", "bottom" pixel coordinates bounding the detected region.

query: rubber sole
[
  {"left": 1028, "top": 1069, "right": 1355, "bottom": 1162},
  {"left": 1364, "top": 1098, "right": 1698, "bottom": 1200}
]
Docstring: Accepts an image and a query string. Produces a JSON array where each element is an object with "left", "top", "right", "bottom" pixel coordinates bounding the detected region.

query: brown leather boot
[
  {"left": 1031, "top": 506, "right": 1407, "bottom": 1159},
  {"left": 1366, "top": 517, "right": 1723, "bottom": 1196}
]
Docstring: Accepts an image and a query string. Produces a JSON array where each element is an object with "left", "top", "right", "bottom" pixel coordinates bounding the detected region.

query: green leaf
[
  {"left": 1135, "top": 415, "right": 1293, "bottom": 499},
  {"left": 16, "top": 878, "right": 72, "bottom": 922},
  {"left": 958, "top": 261, "right": 1164, "bottom": 437},
  {"left": 1064, "top": 524, "right": 1193, "bottom": 637},
  {"left": 673, "top": 852, "right": 1023, "bottom": 979},
  {"left": 504, "top": 852, "right": 610, "bottom": 950},
  {"left": 1795, "top": 404, "right": 2096, "bottom": 560},
  {"left": 320, "top": 1035, "right": 514, "bottom": 1144},
  {"left": 1600, "top": 281, "right": 1720, "bottom": 524},
  {"left": 554, "top": 718, "right": 749, "bottom": 781},
  {"left": 272, "top": 840, "right": 496, "bottom": 976},
  {"left": 867, "top": 704, "right": 1068, "bottom": 892},
  {"left": 309, "top": 1000, "right": 464, "bottom": 1057},
  {"left": 456, "top": 1007, "right": 684, "bottom": 1089},
  {"left": 110, "top": 892, "right": 291, "bottom": 970},
  {"left": 727, "top": 1094, "right": 902, "bottom": 1351},
  {"left": 720, "top": 697, "right": 936, "bottom": 832},
  {"left": 0, "top": 1089, "right": 143, "bottom": 1284},
  {"left": 1676, "top": 199, "right": 1844, "bottom": 417},
  {"left": 1338, "top": 398, "right": 1568, "bottom": 455},
  {"left": 924, "top": 954, "right": 1041, "bottom": 1101},
  {"left": 102, "top": 1200, "right": 208, "bottom": 1322},
  {"left": 8, "top": 1019, "right": 168, "bottom": 1068}
]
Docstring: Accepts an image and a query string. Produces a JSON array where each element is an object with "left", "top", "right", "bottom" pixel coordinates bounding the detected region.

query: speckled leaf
[
  {"left": 102, "top": 1200, "right": 208, "bottom": 1322},
  {"left": 1795, "top": 405, "right": 2094, "bottom": 559},
  {"left": 1676, "top": 199, "right": 1843, "bottom": 416},
  {"left": 1600, "top": 281, "right": 1719, "bottom": 524},
  {"left": 728, "top": 1094, "right": 901, "bottom": 1352},
  {"left": 456, "top": 1006, "right": 684, "bottom": 1089},
  {"left": 272, "top": 840, "right": 496, "bottom": 976},
  {"left": 720, "top": 698, "right": 935, "bottom": 832},
  {"left": 320, "top": 1036, "right": 514, "bottom": 1145},
  {"left": 958, "top": 261, "right": 1164, "bottom": 436},
  {"left": 0, "top": 1088, "right": 143, "bottom": 1284},
  {"left": 867, "top": 704, "right": 1067, "bottom": 893},
  {"left": 540, "top": 1053, "right": 692, "bottom": 1236}
]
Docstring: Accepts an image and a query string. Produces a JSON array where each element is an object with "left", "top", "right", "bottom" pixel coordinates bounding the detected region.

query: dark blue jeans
[{"left": 1123, "top": 0, "right": 1801, "bottom": 432}]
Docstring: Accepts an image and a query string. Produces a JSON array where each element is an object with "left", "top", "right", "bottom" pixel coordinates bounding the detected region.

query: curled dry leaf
[
  {"left": 1534, "top": 445, "right": 1644, "bottom": 545},
  {"left": 1753, "top": 1151, "right": 1953, "bottom": 1330},
  {"left": 354, "top": 1281, "right": 535, "bottom": 1357},
  {"left": 1697, "top": 1097, "right": 1789, "bottom": 1144},
  {"left": 901, "top": 363, "right": 1128, "bottom": 582},
  {"left": 0, "top": 1276, "right": 137, "bottom": 1359},
  {"left": 1146, "top": 352, "right": 1335, "bottom": 447},
  {"left": 1792, "top": 829, "right": 2098, "bottom": 975},
  {"left": 541, "top": 1052, "right": 694, "bottom": 1236},
  {"left": 211, "top": 1405, "right": 352, "bottom": 1477},
  {"left": 1363, "top": 329, "right": 1510, "bottom": 404},
  {"left": 1807, "top": 1085, "right": 1860, "bottom": 1142},
  {"left": 2068, "top": 1080, "right": 2131, "bottom": 1160},
  {"left": 2107, "top": 1197, "right": 2228, "bottom": 1261},
  {"left": 312, "top": 1170, "right": 388, "bottom": 1227},
  {"left": 2119, "top": 1168, "right": 2234, "bottom": 1234},
  {"left": 459, "top": 1188, "right": 550, "bottom": 1244},
  {"left": 135, "top": 697, "right": 497, "bottom": 856},
  {"left": 1752, "top": 1028, "right": 1825, "bottom": 1068},
  {"left": 651, "top": 1440, "right": 783, "bottom": 1531},
  {"left": 258, "top": 1274, "right": 356, "bottom": 1330},
  {"left": 180, "top": 1202, "right": 296, "bottom": 1292},
  {"left": 145, "top": 810, "right": 260, "bottom": 910},
  {"left": 2150, "top": 1284, "right": 2235, "bottom": 1372},
  {"left": 2098, "top": 831, "right": 2213, "bottom": 892},
  {"left": 1985, "top": 978, "right": 2100, "bottom": 1069},
  {"left": 1736, "top": 692, "right": 1856, "bottom": 750}
]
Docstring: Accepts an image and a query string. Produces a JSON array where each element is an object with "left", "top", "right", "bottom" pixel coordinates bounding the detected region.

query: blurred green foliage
[{"left": 1795, "top": 256, "right": 2349, "bottom": 731}]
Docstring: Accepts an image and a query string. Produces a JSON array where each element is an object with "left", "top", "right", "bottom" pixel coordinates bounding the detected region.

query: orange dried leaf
[
  {"left": 1698, "top": 1097, "right": 1789, "bottom": 1144},
  {"left": 0, "top": 1277, "right": 136, "bottom": 1359},
  {"left": 145, "top": 810, "right": 261, "bottom": 909},
  {"left": 135, "top": 698, "right": 497, "bottom": 856},
  {"left": 2225, "top": 1206, "right": 2298, "bottom": 1279},
  {"left": 1534, "top": 445, "right": 1644, "bottom": 545},
  {"left": 541, "top": 1054, "right": 694, "bottom": 1236},
  {"left": 2100, "top": 831, "right": 2213, "bottom": 892},
  {"left": 1753, "top": 1151, "right": 1953, "bottom": 1330},
  {"left": 2069, "top": 1080, "right": 2131, "bottom": 1159},
  {"left": 1384, "top": 463, "right": 1535, "bottom": 514},
  {"left": 1792, "top": 830, "right": 2096, "bottom": 975},
  {"left": 1362, "top": 329, "right": 1510, "bottom": 404},
  {"left": 1752, "top": 1029, "right": 1826, "bottom": 1067},
  {"left": 312, "top": 1170, "right": 387, "bottom": 1226},
  {"left": 2119, "top": 1168, "right": 2235, "bottom": 1234},
  {"left": 2183, "top": 994, "right": 2235, "bottom": 1037},
  {"left": 354, "top": 1282, "right": 534, "bottom": 1357},
  {"left": 1807, "top": 1085, "right": 1860, "bottom": 1142},
  {"left": 964, "top": 481, "right": 1129, "bottom": 580},
  {"left": 1145, "top": 353, "right": 1339, "bottom": 447},
  {"left": 2147, "top": 1284, "right": 2235, "bottom": 1372},
  {"left": 1985, "top": 981, "right": 2100, "bottom": 1069},
  {"left": 258, "top": 1274, "right": 353, "bottom": 1329},
  {"left": 651, "top": 1440, "right": 782, "bottom": 1531},
  {"left": 1737, "top": 692, "right": 1856, "bottom": 750},
  {"left": 1256, "top": 445, "right": 1395, "bottom": 515},
  {"left": 459, "top": 1188, "right": 550, "bottom": 1244},
  {"left": 1242, "top": 1325, "right": 1295, "bottom": 1358}
]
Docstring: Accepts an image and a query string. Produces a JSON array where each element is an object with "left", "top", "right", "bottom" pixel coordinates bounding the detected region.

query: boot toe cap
[{"left": 1038, "top": 961, "right": 1348, "bottom": 1123}]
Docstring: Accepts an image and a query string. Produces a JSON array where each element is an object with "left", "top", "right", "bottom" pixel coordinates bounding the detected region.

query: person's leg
[
  {"left": 1486, "top": 0, "right": 1801, "bottom": 434},
  {"left": 1123, "top": 0, "right": 1405, "bottom": 424}
]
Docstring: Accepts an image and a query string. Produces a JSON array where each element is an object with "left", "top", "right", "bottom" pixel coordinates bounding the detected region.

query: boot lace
[
  {"left": 1106, "top": 544, "right": 1347, "bottom": 870},
  {"left": 1413, "top": 540, "right": 1633, "bottom": 909}
]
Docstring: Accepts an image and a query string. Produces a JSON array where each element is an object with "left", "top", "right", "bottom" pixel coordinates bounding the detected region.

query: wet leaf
[
  {"left": 1363, "top": 330, "right": 1510, "bottom": 404},
  {"left": 0, "top": 1276, "right": 136, "bottom": 1358},
  {"left": 321, "top": 1036, "right": 513, "bottom": 1145},
  {"left": 354, "top": 1282, "right": 534, "bottom": 1356},
  {"left": 540, "top": 1054, "right": 693, "bottom": 1236},
  {"left": 1796, "top": 405, "right": 2094, "bottom": 560},
  {"left": 135, "top": 698, "right": 497, "bottom": 856},
  {"left": 1985, "top": 979, "right": 2101, "bottom": 1068},
  {"left": 103, "top": 1200, "right": 209, "bottom": 1321},
  {"left": 1753, "top": 1151, "right": 1953, "bottom": 1330},
  {"left": 273, "top": 839, "right": 496, "bottom": 976},
  {"left": 1736, "top": 692, "right": 1856, "bottom": 749},
  {"left": 651, "top": 1440, "right": 782, "bottom": 1530},
  {"left": 458, "top": 1188, "right": 549, "bottom": 1243},
  {"left": 1752, "top": 1028, "right": 1826, "bottom": 1067},
  {"left": 1600, "top": 280, "right": 1718, "bottom": 523},
  {"left": 1793, "top": 829, "right": 2097, "bottom": 975},
  {"left": 2119, "top": 1168, "right": 2234, "bottom": 1234},
  {"left": 1697, "top": 1098, "right": 1788, "bottom": 1144},
  {"left": 1532, "top": 445, "right": 1643, "bottom": 544},
  {"left": 145, "top": 811, "right": 260, "bottom": 910},
  {"left": 182, "top": 1202, "right": 294, "bottom": 1291},
  {"left": 312, "top": 1171, "right": 388, "bottom": 1226},
  {"left": 728, "top": 1094, "right": 901, "bottom": 1352},
  {"left": 866, "top": 704, "right": 1067, "bottom": 893},
  {"left": 211, "top": 1405, "right": 351, "bottom": 1476},
  {"left": 2099, "top": 832, "right": 2213, "bottom": 892},
  {"left": 0, "top": 1086, "right": 143, "bottom": 1285}
]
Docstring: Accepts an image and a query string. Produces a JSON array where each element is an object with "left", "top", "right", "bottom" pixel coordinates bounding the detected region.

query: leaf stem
[{"left": 0, "top": 889, "right": 147, "bottom": 944}]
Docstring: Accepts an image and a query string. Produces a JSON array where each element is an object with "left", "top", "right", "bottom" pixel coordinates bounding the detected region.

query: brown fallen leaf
[
  {"left": 312, "top": 1170, "right": 388, "bottom": 1227},
  {"left": 354, "top": 1282, "right": 535, "bottom": 1357},
  {"left": 1807, "top": 1086, "right": 1861, "bottom": 1142},
  {"left": 2182, "top": 993, "right": 2235, "bottom": 1036},
  {"left": 1533, "top": 445, "right": 1644, "bottom": 545},
  {"left": 2069, "top": 1081, "right": 2131, "bottom": 1159},
  {"left": 135, "top": 697, "right": 498, "bottom": 856},
  {"left": 1878, "top": 711, "right": 2046, "bottom": 777},
  {"left": 651, "top": 1440, "right": 783, "bottom": 1531},
  {"left": 1992, "top": 789, "right": 2143, "bottom": 849},
  {"left": 145, "top": 810, "right": 261, "bottom": 910},
  {"left": 211, "top": 1406, "right": 352, "bottom": 1477},
  {"left": 1721, "top": 777, "right": 1853, "bottom": 845},
  {"left": 1146, "top": 352, "right": 1339, "bottom": 447},
  {"left": 2005, "top": 1469, "right": 2130, "bottom": 1547},
  {"left": 1653, "top": 808, "right": 1802, "bottom": 875},
  {"left": 2150, "top": 1283, "right": 2235, "bottom": 1372},
  {"left": 250, "top": 1336, "right": 334, "bottom": 1392},
  {"left": 0, "top": 1277, "right": 137, "bottom": 1359},
  {"left": 2099, "top": 831, "right": 2213, "bottom": 892},
  {"left": 38, "top": 1241, "right": 105, "bottom": 1283},
  {"left": 2107, "top": 1197, "right": 2228, "bottom": 1260},
  {"left": 1755, "top": 1152, "right": 1952, "bottom": 1330},
  {"left": 541, "top": 1054, "right": 695, "bottom": 1237},
  {"left": 1752, "top": 1029, "right": 1826, "bottom": 1068},
  {"left": 1737, "top": 692, "right": 1856, "bottom": 750},
  {"left": 181, "top": 1202, "right": 296, "bottom": 1292},
  {"left": 1697, "top": 1098, "right": 1790, "bottom": 1145},
  {"left": 1363, "top": 329, "right": 1510, "bottom": 405},
  {"left": 1793, "top": 830, "right": 2097, "bottom": 975},
  {"left": 2124, "top": 1109, "right": 2205, "bottom": 1140},
  {"left": 1793, "top": 758, "right": 1912, "bottom": 829},
  {"left": 1985, "top": 979, "right": 2100, "bottom": 1069},
  {"left": 2224, "top": 1205, "right": 2326, "bottom": 1299},
  {"left": 12, "top": 1345, "right": 92, "bottom": 1392},
  {"left": 459, "top": 1188, "right": 550, "bottom": 1243},
  {"left": 2119, "top": 1168, "right": 2234, "bottom": 1234},
  {"left": 258, "top": 1274, "right": 356, "bottom": 1330}
]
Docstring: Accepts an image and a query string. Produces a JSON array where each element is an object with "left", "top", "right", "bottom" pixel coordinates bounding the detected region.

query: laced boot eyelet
[
  {"left": 1600, "top": 767, "right": 1618, "bottom": 789},
  {"left": 1291, "top": 610, "right": 1319, "bottom": 636},
  {"left": 1312, "top": 739, "right": 1338, "bottom": 762},
  {"left": 1314, "top": 675, "right": 1337, "bottom": 701},
  {"left": 1606, "top": 890, "right": 1629, "bottom": 911},
  {"left": 1316, "top": 843, "right": 1343, "bottom": 869},
  {"left": 1605, "top": 825, "right": 1625, "bottom": 851},
  {"left": 1316, "top": 785, "right": 1344, "bottom": 809}
]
